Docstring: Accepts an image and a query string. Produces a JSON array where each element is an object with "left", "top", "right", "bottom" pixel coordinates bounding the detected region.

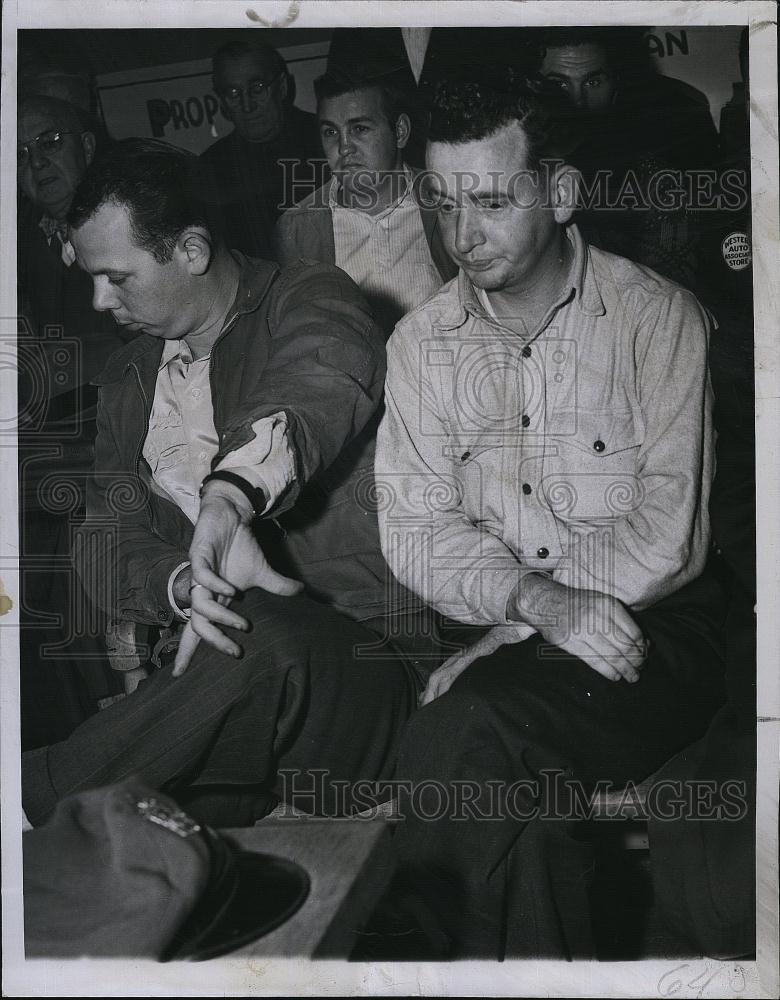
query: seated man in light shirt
[
  {"left": 274, "top": 68, "right": 456, "bottom": 337},
  {"left": 374, "top": 76, "right": 728, "bottom": 958},
  {"left": 21, "top": 138, "right": 433, "bottom": 828}
]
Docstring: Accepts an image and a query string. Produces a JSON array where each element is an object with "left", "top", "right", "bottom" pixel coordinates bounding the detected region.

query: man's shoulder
[
  {"left": 91, "top": 334, "right": 161, "bottom": 386},
  {"left": 388, "top": 274, "right": 463, "bottom": 346},
  {"left": 273, "top": 257, "right": 364, "bottom": 302},
  {"left": 589, "top": 242, "right": 706, "bottom": 314},
  {"left": 280, "top": 180, "right": 332, "bottom": 216}
]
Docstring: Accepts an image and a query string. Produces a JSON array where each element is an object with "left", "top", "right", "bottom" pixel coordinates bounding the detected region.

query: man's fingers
[
  {"left": 190, "top": 591, "right": 249, "bottom": 632},
  {"left": 608, "top": 608, "right": 646, "bottom": 653},
  {"left": 253, "top": 563, "right": 304, "bottom": 597},
  {"left": 189, "top": 553, "right": 236, "bottom": 598},
  {"left": 189, "top": 613, "right": 242, "bottom": 659},
  {"left": 172, "top": 623, "right": 200, "bottom": 678},
  {"left": 419, "top": 666, "right": 455, "bottom": 706},
  {"left": 564, "top": 636, "right": 641, "bottom": 683}
]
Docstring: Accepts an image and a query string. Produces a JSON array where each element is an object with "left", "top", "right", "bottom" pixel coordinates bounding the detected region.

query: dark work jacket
[{"left": 75, "top": 254, "right": 421, "bottom": 628}]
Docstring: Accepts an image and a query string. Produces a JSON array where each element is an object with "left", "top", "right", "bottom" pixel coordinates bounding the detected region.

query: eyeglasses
[
  {"left": 219, "top": 73, "right": 283, "bottom": 108},
  {"left": 18, "top": 130, "right": 80, "bottom": 166}
]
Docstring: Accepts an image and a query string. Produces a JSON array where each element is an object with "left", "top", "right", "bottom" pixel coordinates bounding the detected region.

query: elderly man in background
[
  {"left": 274, "top": 67, "right": 456, "bottom": 337},
  {"left": 18, "top": 92, "right": 128, "bottom": 405},
  {"left": 199, "top": 38, "right": 325, "bottom": 259},
  {"left": 17, "top": 86, "right": 131, "bottom": 749}
]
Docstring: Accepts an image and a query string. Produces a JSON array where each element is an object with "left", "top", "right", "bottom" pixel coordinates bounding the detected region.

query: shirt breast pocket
[
  {"left": 454, "top": 440, "right": 509, "bottom": 529},
  {"left": 541, "top": 410, "right": 644, "bottom": 522}
]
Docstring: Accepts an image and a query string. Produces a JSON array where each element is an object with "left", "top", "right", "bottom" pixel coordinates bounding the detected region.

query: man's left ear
[
  {"left": 551, "top": 164, "right": 580, "bottom": 225},
  {"left": 395, "top": 113, "right": 411, "bottom": 151},
  {"left": 277, "top": 72, "right": 290, "bottom": 105},
  {"left": 81, "top": 131, "right": 96, "bottom": 168},
  {"left": 178, "top": 227, "right": 213, "bottom": 276}
]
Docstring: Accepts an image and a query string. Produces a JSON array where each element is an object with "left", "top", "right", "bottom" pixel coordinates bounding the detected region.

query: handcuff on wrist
[{"left": 199, "top": 470, "right": 268, "bottom": 518}]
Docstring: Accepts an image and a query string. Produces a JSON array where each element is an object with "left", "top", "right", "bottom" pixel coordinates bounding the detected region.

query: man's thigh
[
  {"left": 399, "top": 596, "right": 727, "bottom": 791},
  {"left": 24, "top": 588, "right": 420, "bottom": 823}
]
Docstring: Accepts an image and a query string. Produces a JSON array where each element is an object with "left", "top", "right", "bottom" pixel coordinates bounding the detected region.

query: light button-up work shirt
[
  {"left": 375, "top": 225, "right": 714, "bottom": 625},
  {"left": 331, "top": 169, "right": 442, "bottom": 335}
]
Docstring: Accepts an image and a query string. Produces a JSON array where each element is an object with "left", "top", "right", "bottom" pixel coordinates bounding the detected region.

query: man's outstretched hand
[{"left": 173, "top": 486, "right": 302, "bottom": 677}]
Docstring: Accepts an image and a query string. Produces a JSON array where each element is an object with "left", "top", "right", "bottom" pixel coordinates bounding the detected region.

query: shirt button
[
  {"left": 522, "top": 345, "right": 532, "bottom": 358},
  {"left": 537, "top": 547, "right": 549, "bottom": 559},
  {"left": 522, "top": 483, "right": 532, "bottom": 495},
  {"left": 158, "top": 610, "right": 169, "bottom": 621},
  {"left": 191, "top": 388, "right": 201, "bottom": 399},
  {"left": 593, "top": 439, "right": 605, "bottom": 452},
  {"left": 521, "top": 415, "right": 530, "bottom": 428}
]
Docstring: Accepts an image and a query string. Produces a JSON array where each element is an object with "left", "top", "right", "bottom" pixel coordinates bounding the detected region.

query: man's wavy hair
[
  {"left": 68, "top": 138, "right": 221, "bottom": 263},
  {"left": 314, "top": 68, "right": 415, "bottom": 130},
  {"left": 428, "top": 72, "right": 584, "bottom": 169}
]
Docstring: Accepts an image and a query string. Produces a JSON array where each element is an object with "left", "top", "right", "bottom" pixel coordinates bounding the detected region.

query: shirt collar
[
  {"left": 39, "top": 213, "right": 77, "bottom": 266},
  {"left": 38, "top": 213, "right": 67, "bottom": 242},
  {"left": 329, "top": 164, "right": 413, "bottom": 219},
  {"left": 439, "top": 223, "right": 606, "bottom": 331}
]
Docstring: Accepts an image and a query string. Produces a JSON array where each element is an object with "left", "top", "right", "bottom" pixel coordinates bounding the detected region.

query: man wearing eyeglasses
[
  {"left": 199, "top": 39, "right": 325, "bottom": 260},
  {"left": 17, "top": 93, "right": 129, "bottom": 397},
  {"left": 17, "top": 92, "right": 133, "bottom": 753}
]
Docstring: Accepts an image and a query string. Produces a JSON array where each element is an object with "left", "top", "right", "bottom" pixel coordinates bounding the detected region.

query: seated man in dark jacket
[{"left": 22, "top": 139, "right": 436, "bottom": 828}]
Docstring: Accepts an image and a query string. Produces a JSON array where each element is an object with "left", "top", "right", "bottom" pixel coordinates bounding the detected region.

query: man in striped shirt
[{"left": 274, "top": 69, "right": 456, "bottom": 337}]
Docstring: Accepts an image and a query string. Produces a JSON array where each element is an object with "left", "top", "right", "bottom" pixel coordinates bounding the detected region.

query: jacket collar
[
  {"left": 436, "top": 223, "right": 606, "bottom": 331},
  {"left": 92, "top": 252, "right": 279, "bottom": 385}
]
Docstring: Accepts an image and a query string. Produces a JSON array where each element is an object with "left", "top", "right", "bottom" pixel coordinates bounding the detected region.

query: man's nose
[
  {"left": 92, "top": 277, "right": 119, "bottom": 313},
  {"left": 571, "top": 84, "right": 586, "bottom": 109},
  {"left": 338, "top": 130, "right": 354, "bottom": 157},
  {"left": 239, "top": 89, "right": 257, "bottom": 114},
  {"left": 29, "top": 144, "right": 50, "bottom": 171},
  {"left": 454, "top": 208, "right": 482, "bottom": 254}
]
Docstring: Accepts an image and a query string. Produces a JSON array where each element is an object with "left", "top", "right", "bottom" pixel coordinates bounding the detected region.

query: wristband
[{"left": 199, "top": 470, "right": 268, "bottom": 517}]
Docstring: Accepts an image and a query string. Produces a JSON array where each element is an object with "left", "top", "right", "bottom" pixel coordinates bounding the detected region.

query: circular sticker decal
[{"left": 721, "top": 231, "right": 752, "bottom": 271}]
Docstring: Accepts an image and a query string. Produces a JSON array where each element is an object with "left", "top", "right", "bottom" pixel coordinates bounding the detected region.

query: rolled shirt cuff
[{"left": 167, "top": 561, "right": 192, "bottom": 620}]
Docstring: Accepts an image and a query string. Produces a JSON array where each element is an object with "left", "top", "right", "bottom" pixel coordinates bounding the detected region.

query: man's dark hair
[
  {"left": 428, "top": 74, "right": 583, "bottom": 168},
  {"left": 313, "top": 69, "right": 415, "bottom": 129},
  {"left": 212, "top": 38, "right": 287, "bottom": 91},
  {"left": 68, "top": 138, "right": 219, "bottom": 263},
  {"left": 533, "top": 26, "right": 650, "bottom": 84}
]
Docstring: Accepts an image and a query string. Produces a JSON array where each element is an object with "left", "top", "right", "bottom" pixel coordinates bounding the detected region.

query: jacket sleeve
[
  {"left": 272, "top": 211, "right": 299, "bottom": 268},
  {"left": 375, "top": 326, "right": 534, "bottom": 626},
  {"left": 218, "top": 261, "right": 386, "bottom": 516},
  {"left": 74, "top": 385, "right": 191, "bottom": 627}
]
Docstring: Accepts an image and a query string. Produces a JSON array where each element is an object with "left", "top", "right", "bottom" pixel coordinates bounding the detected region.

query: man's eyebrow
[
  {"left": 544, "top": 69, "right": 609, "bottom": 81},
  {"left": 320, "top": 115, "right": 376, "bottom": 126}
]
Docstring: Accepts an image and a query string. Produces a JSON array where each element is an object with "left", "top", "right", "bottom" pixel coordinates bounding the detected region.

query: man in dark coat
[{"left": 199, "top": 38, "right": 325, "bottom": 259}]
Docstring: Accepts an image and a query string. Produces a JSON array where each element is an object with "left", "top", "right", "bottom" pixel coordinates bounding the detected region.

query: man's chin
[
  {"left": 240, "top": 118, "right": 282, "bottom": 144},
  {"left": 463, "top": 266, "right": 502, "bottom": 290}
]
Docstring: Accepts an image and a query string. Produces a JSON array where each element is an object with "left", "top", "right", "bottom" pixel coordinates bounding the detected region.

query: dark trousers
[
  {"left": 23, "top": 589, "right": 430, "bottom": 826},
  {"left": 389, "top": 571, "right": 728, "bottom": 959}
]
